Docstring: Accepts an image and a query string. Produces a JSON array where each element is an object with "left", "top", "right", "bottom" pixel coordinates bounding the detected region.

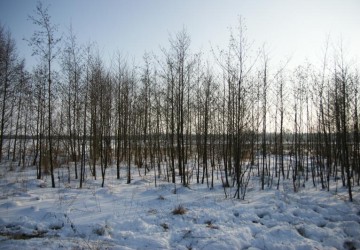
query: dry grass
[
  {"left": 172, "top": 205, "right": 187, "bottom": 215},
  {"left": 160, "top": 223, "right": 169, "bottom": 231},
  {"left": 205, "top": 220, "right": 219, "bottom": 229}
]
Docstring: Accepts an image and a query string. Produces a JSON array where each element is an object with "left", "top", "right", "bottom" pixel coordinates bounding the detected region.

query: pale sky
[{"left": 0, "top": 0, "right": 359, "bottom": 70}]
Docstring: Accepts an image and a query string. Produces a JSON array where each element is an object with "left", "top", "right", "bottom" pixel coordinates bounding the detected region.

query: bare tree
[
  {"left": 169, "top": 28, "right": 192, "bottom": 186},
  {"left": 79, "top": 43, "right": 93, "bottom": 188},
  {"left": 0, "top": 24, "right": 19, "bottom": 162},
  {"left": 27, "top": 1, "right": 61, "bottom": 188},
  {"left": 31, "top": 64, "right": 47, "bottom": 179},
  {"left": 61, "top": 24, "right": 83, "bottom": 180},
  {"left": 113, "top": 53, "right": 127, "bottom": 180},
  {"left": 260, "top": 49, "right": 269, "bottom": 191},
  {"left": 333, "top": 44, "right": 353, "bottom": 201}
]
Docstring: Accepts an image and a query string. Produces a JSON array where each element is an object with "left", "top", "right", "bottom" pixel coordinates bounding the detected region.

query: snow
[{"left": 0, "top": 163, "right": 359, "bottom": 249}]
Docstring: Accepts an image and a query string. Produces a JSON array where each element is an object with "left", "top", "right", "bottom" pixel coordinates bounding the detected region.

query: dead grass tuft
[{"left": 172, "top": 205, "right": 187, "bottom": 215}]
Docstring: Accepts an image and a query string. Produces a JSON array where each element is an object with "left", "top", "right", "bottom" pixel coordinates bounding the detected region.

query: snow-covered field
[{"left": 0, "top": 162, "right": 359, "bottom": 250}]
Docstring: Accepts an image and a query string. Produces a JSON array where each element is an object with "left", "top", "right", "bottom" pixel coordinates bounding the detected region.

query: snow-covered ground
[{"left": 0, "top": 162, "right": 359, "bottom": 250}]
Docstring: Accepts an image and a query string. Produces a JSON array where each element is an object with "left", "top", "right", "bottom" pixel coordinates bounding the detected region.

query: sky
[{"left": 0, "top": 0, "right": 359, "bottom": 71}]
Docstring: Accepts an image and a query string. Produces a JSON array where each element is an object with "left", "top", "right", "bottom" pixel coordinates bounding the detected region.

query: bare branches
[{"left": 27, "top": 1, "right": 61, "bottom": 61}]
